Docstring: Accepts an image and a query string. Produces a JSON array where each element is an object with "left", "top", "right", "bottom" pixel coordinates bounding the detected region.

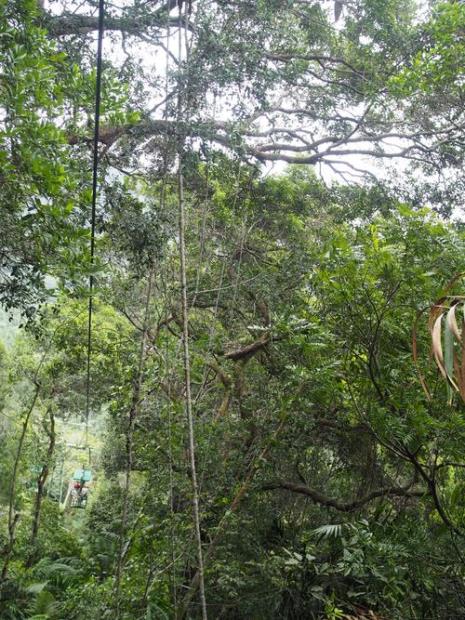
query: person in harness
[
  {"left": 80, "top": 485, "right": 89, "bottom": 507},
  {"left": 70, "top": 469, "right": 92, "bottom": 508},
  {"left": 71, "top": 477, "right": 89, "bottom": 508}
]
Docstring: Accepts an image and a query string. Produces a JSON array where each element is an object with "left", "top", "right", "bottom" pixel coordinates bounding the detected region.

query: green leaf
[
  {"left": 313, "top": 523, "right": 343, "bottom": 539},
  {"left": 26, "top": 582, "right": 48, "bottom": 594}
]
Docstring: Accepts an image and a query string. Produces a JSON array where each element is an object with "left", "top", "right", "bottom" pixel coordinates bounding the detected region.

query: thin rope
[{"left": 85, "top": 0, "right": 105, "bottom": 449}]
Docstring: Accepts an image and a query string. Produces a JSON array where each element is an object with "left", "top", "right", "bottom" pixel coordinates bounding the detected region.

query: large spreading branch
[
  {"left": 69, "top": 110, "right": 465, "bottom": 172},
  {"left": 262, "top": 479, "right": 425, "bottom": 512},
  {"left": 45, "top": 0, "right": 465, "bottom": 171},
  {"left": 41, "top": 0, "right": 189, "bottom": 37}
]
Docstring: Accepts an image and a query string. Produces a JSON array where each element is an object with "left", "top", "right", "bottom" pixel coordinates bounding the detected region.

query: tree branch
[
  {"left": 262, "top": 479, "right": 425, "bottom": 512},
  {"left": 224, "top": 333, "right": 270, "bottom": 361},
  {"left": 44, "top": 5, "right": 192, "bottom": 37}
]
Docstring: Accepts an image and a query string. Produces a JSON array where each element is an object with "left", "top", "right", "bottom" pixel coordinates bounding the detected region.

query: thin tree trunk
[
  {"left": 27, "top": 405, "right": 56, "bottom": 567},
  {"left": 175, "top": 2, "right": 208, "bottom": 616},
  {"left": 1, "top": 383, "right": 40, "bottom": 582},
  {"left": 114, "top": 270, "right": 153, "bottom": 617}
]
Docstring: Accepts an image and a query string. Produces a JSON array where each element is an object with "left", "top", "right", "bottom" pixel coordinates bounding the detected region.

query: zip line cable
[{"left": 85, "top": 0, "right": 105, "bottom": 451}]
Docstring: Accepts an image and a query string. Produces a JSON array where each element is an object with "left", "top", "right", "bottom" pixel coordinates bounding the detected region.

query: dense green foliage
[{"left": 3, "top": 0, "right": 465, "bottom": 619}]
